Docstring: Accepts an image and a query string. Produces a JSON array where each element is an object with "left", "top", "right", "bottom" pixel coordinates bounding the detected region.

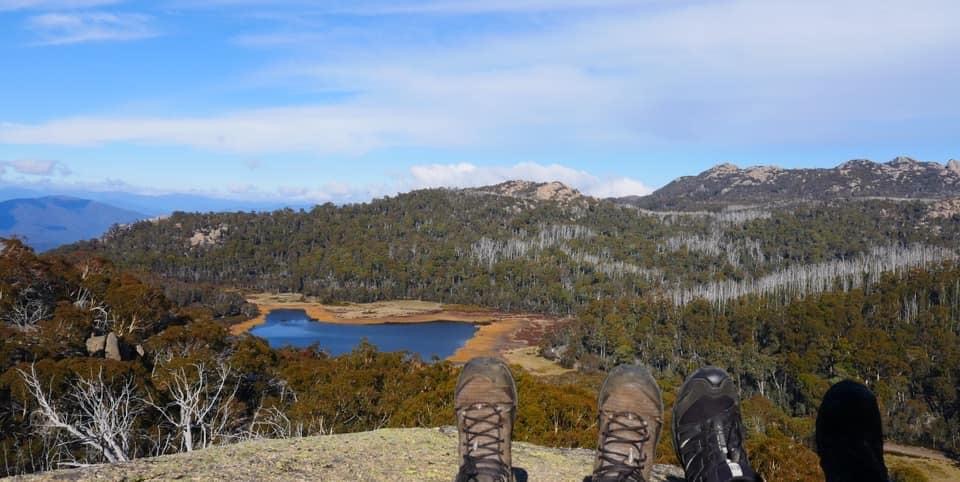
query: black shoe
[
  {"left": 815, "top": 380, "right": 888, "bottom": 482},
  {"left": 672, "top": 367, "right": 760, "bottom": 482},
  {"left": 454, "top": 357, "right": 517, "bottom": 482}
]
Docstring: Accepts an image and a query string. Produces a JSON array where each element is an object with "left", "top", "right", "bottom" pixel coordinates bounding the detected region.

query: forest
[
  {"left": 2, "top": 232, "right": 958, "bottom": 480},
  {"left": 5, "top": 187, "right": 959, "bottom": 481},
  {"left": 0, "top": 238, "right": 833, "bottom": 480},
  {"left": 548, "top": 263, "right": 960, "bottom": 456},
  {"left": 65, "top": 188, "right": 960, "bottom": 317}
]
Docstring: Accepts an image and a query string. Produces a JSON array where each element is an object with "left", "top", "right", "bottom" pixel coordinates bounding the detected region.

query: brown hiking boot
[
  {"left": 592, "top": 364, "right": 664, "bottom": 482},
  {"left": 454, "top": 357, "right": 517, "bottom": 482}
]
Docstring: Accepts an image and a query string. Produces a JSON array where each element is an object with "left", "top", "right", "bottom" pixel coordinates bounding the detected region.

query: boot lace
[
  {"left": 456, "top": 403, "right": 511, "bottom": 482},
  {"left": 594, "top": 411, "right": 653, "bottom": 482}
]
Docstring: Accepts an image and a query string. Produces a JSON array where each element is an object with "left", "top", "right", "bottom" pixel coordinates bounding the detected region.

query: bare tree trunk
[
  {"left": 148, "top": 362, "right": 238, "bottom": 453},
  {"left": 18, "top": 365, "right": 141, "bottom": 464}
]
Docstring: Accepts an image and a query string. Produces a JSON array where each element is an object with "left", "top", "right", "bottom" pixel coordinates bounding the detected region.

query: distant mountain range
[
  {"left": 5, "top": 157, "right": 958, "bottom": 251},
  {"left": 0, "top": 196, "right": 145, "bottom": 252},
  {"left": 623, "top": 157, "right": 960, "bottom": 209},
  {"left": 0, "top": 186, "right": 310, "bottom": 216},
  {"left": 0, "top": 186, "right": 314, "bottom": 251}
]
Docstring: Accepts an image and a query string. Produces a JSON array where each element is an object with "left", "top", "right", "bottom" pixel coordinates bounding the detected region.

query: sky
[{"left": 1, "top": 0, "right": 959, "bottom": 204}]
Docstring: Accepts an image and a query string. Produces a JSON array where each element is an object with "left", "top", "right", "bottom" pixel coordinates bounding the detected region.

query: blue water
[{"left": 250, "top": 309, "right": 478, "bottom": 360}]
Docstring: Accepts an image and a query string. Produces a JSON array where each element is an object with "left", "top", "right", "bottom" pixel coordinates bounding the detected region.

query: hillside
[
  {"left": 627, "top": 157, "right": 960, "bottom": 209},
  {"left": 0, "top": 185, "right": 308, "bottom": 216},
  {"left": 64, "top": 182, "right": 960, "bottom": 316},
  {"left": 0, "top": 196, "right": 145, "bottom": 251},
  {"left": 16, "top": 428, "right": 683, "bottom": 481},
  {"left": 4, "top": 193, "right": 960, "bottom": 480}
]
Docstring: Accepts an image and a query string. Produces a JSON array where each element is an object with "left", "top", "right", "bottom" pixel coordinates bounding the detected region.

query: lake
[{"left": 249, "top": 309, "right": 478, "bottom": 360}]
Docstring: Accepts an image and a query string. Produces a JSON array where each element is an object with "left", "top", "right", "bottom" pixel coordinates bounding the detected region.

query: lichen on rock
[{"left": 20, "top": 427, "right": 684, "bottom": 482}]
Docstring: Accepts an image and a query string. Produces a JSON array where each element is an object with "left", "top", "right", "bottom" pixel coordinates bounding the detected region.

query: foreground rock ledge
[{"left": 17, "top": 427, "right": 684, "bottom": 481}]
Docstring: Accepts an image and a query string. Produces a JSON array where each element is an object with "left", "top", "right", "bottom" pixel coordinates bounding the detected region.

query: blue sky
[{"left": 1, "top": 0, "right": 959, "bottom": 203}]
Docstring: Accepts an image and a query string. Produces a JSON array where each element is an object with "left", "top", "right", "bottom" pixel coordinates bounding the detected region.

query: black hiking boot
[
  {"left": 816, "top": 380, "right": 889, "bottom": 482},
  {"left": 591, "top": 364, "right": 664, "bottom": 482},
  {"left": 672, "top": 367, "right": 760, "bottom": 482},
  {"left": 454, "top": 357, "right": 517, "bottom": 482}
]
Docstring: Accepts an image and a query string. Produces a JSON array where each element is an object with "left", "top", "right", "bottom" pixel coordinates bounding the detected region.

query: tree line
[
  {"left": 60, "top": 190, "right": 960, "bottom": 318},
  {"left": 2, "top": 238, "right": 949, "bottom": 480},
  {"left": 548, "top": 262, "right": 960, "bottom": 457}
]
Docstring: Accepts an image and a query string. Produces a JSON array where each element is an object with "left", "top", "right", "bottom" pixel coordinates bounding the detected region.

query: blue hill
[{"left": 0, "top": 196, "right": 146, "bottom": 252}]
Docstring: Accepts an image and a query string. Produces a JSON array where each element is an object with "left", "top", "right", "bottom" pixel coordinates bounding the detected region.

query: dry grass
[
  {"left": 887, "top": 454, "right": 960, "bottom": 482},
  {"left": 503, "top": 347, "right": 573, "bottom": 377}
]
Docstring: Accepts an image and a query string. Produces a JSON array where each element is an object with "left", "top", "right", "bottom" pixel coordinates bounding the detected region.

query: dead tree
[
  {"left": 148, "top": 362, "right": 239, "bottom": 453},
  {"left": 17, "top": 365, "right": 141, "bottom": 464},
  {"left": 3, "top": 296, "right": 51, "bottom": 332}
]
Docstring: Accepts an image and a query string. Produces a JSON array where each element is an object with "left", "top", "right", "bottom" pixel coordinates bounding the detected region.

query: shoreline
[
  {"left": 229, "top": 298, "right": 506, "bottom": 334},
  {"left": 230, "top": 294, "right": 570, "bottom": 371}
]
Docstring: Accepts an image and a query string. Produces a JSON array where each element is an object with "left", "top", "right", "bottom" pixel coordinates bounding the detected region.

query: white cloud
[
  {"left": 27, "top": 12, "right": 157, "bottom": 45},
  {"left": 223, "top": 181, "right": 362, "bottom": 203},
  {"left": 408, "top": 162, "right": 599, "bottom": 189},
  {"left": 0, "top": 105, "right": 470, "bottom": 153},
  {"left": 3, "top": 0, "right": 960, "bottom": 151},
  {"left": 1, "top": 159, "right": 71, "bottom": 176},
  {"left": 586, "top": 177, "right": 654, "bottom": 198},
  {"left": 406, "top": 162, "right": 652, "bottom": 197},
  {"left": 0, "top": 158, "right": 652, "bottom": 203}
]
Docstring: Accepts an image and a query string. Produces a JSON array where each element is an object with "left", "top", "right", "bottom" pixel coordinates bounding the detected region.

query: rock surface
[
  {"left": 104, "top": 332, "right": 121, "bottom": 361},
  {"left": 84, "top": 335, "right": 106, "bottom": 355},
  {"left": 625, "top": 157, "right": 960, "bottom": 209},
  {"left": 18, "top": 427, "right": 684, "bottom": 482},
  {"left": 469, "top": 180, "right": 587, "bottom": 204}
]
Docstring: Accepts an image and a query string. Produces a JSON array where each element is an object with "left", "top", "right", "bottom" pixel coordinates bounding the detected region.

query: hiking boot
[
  {"left": 816, "top": 380, "right": 888, "bottom": 482},
  {"left": 672, "top": 367, "right": 759, "bottom": 482},
  {"left": 454, "top": 357, "right": 517, "bottom": 482},
  {"left": 592, "top": 364, "right": 663, "bottom": 482}
]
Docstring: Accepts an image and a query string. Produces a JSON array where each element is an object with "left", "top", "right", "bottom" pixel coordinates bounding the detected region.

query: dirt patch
[
  {"left": 885, "top": 443, "right": 955, "bottom": 463},
  {"left": 503, "top": 347, "right": 573, "bottom": 377},
  {"left": 447, "top": 316, "right": 527, "bottom": 363},
  {"left": 885, "top": 443, "right": 960, "bottom": 482}
]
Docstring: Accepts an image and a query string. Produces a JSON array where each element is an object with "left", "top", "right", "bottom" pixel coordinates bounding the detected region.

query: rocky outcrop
[
  {"left": 627, "top": 157, "right": 960, "bottom": 209},
  {"left": 469, "top": 181, "right": 587, "bottom": 204},
  {"left": 104, "top": 332, "right": 121, "bottom": 361},
  {"left": 948, "top": 159, "right": 960, "bottom": 175},
  {"left": 85, "top": 334, "right": 107, "bottom": 355},
  {"left": 19, "top": 427, "right": 684, "bottom": 481},
  {"left": 85, "top": 332, "right": 142, "bottom": 361},
  {"left": 189, "top": 224, "right": 229, "bottom": 248},
  {"left": 926, "top": 197, "right": 960, "bottom": 220}
]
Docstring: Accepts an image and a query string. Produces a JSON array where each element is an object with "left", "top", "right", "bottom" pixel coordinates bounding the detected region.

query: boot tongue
[
  {"left": 599, "top": 412, "right": 650, "bottom": 471},
  {"left": 462, "top": 404, "right": 509, "bottom": 481},
  {"left": 465, "top": 403, "right": 504, "bottom": 450}
]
